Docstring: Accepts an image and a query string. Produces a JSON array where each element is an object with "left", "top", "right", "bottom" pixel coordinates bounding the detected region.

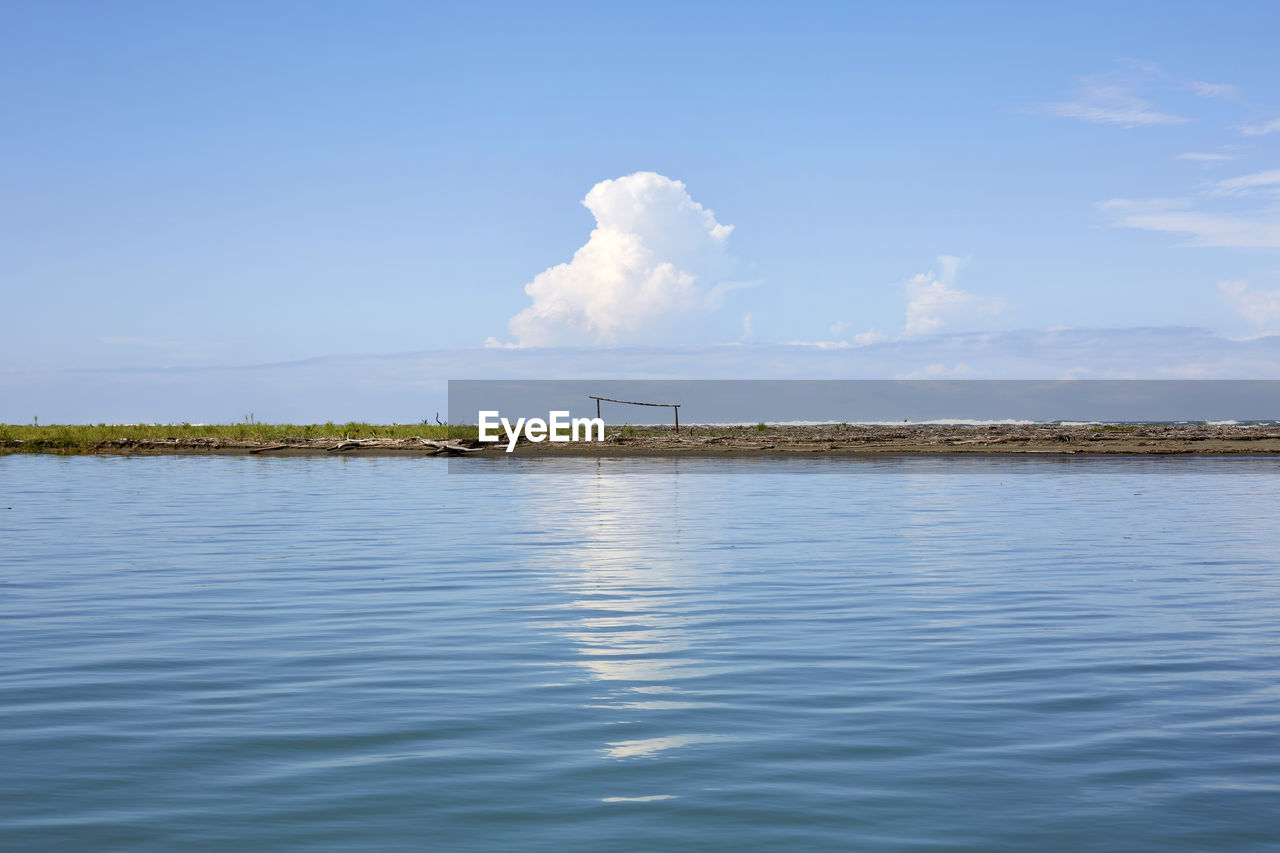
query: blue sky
[{"left": 4, "top": 1, "right": 1280, "bottom": 422}]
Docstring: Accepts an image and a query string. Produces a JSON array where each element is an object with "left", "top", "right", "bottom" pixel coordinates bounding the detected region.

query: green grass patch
[{"left": 0, "top": 422, "right": 475, "bottom": 453}]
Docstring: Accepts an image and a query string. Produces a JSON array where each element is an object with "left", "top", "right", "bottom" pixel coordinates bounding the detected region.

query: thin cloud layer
[
  {"left": 498, "top": 172, "right": 736, "bottom": 347},
  {"left": 1188, "top": 81, "right": 1239, "bottom": 100},
  {"left": 11, "top": 328, "right": 1279, "bottom": 424},
  {"left": 1209, "top": 169, "right": 1280, "bottom": 198},
  {"left": 1174, "top": 152, "right": 1234, "bottom": 162},
  {"left": 1032, "top": 75, "right": 1186, "bottom": 127},
  {"left": 1101, "top": 189, "right": 1280, "bottom": 249},
  {"left": 1238, "top": 118, "right": 1280, "bottom": 137}
]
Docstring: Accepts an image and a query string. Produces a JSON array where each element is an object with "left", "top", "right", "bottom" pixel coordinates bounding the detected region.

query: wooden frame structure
[{"left": 588, "top": 395, "right": 681, "bottom": 429}]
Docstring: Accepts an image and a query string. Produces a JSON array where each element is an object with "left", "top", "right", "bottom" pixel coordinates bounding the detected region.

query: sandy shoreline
[{"left": 5, "top": 423, "right": 1280, "bottom": 457}]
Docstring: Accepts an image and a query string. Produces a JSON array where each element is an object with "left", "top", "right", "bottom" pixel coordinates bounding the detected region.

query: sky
[{"left": 3, "top": 0, "right": 1280, "bottom": 422}]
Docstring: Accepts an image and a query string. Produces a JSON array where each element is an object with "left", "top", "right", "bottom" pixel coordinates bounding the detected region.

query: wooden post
[{"left": 587, "top": 395, "right": 681, "bottom": 430}]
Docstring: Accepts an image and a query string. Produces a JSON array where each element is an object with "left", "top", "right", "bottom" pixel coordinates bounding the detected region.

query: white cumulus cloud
[
  {"left": 904, "top": 256, "right": 1004, "bottom": 336},
  {"left": 501, "top": 172, "right": 736, "bottom": 347}
]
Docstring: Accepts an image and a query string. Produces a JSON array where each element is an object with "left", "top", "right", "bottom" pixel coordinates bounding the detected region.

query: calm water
[{"left": 3, "top": 454, "right": 1280, "bottom": 851}]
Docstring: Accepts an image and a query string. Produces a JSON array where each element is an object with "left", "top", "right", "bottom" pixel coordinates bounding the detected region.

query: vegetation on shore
[
  {"left": 3, "top": 421, "right": 1278, "bottom": 456},
  {"left": 0, "top": 422, "right": 476, "bottom": 453}
]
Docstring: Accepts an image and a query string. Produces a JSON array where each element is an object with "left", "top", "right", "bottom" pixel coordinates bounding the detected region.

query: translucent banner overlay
[{"left": 448, "top": 380, "right": 1280, "bottom": 426}]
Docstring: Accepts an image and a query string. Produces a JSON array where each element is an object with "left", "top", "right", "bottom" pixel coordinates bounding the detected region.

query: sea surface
[{"left": 3, "top": 453, "right": 1279, "bottom": 851}]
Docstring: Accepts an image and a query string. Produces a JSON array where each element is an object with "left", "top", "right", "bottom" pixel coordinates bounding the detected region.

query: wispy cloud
[
  {"left": 784, "top": 339, "right": 853, "bottom": 350},
  {"left": 1079, "top": 61, "right": 1280, "bottom": 249},
  {"left": 1031, "top": 74, "right": 1186, "bottom": 127},
  {"left": 1100, "top": 198, "right": 1280, "bottom": 248},
  {"left": 1219, "top": 280, "right": 1280, "bottom": 333},
  {"left": 785, "top": 329, "right": 887, "bottom": 350},
  {"left": 1174, "top": 152, "right": 1235, "bottom": 162},
  {"left": 1208, "top": 169, "right": 1280, "bottom": 198},
  {"left": 852, "top": 329, "right": 888, "bottom": 346},
  {"left": 1101, "top": 168, "right": 1280, "bottom": 247},
  {"left": 1238, "top": 117, "right": 1280, "bottom": 137},
  {"left": 904, "top": 256, "right": 1004, "bottom": 336},
  {"left": 1188, "top": 81, "right": 1239, "bottom": 100},
  {"left": 896, "top": 362, "right": 973, "bottom": 380},
  {"left": 791, "top": 257, "right": 1004, "bottom": 347}
]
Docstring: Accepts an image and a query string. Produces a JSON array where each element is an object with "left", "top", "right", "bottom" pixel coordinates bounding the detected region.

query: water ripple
[{"left": 2, "top": 454, "right": 1280, "bottom": 850}]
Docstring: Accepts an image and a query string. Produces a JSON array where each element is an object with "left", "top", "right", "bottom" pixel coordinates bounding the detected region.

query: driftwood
[
  {"left": 249, "top": 437, "right": 501, "bottom": 455},
  {"left": 417, "top": 438, "right": 494, "bottom": 455},
  {"left": 328, "top": 439, "right": 379, "bottom": 453}
]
